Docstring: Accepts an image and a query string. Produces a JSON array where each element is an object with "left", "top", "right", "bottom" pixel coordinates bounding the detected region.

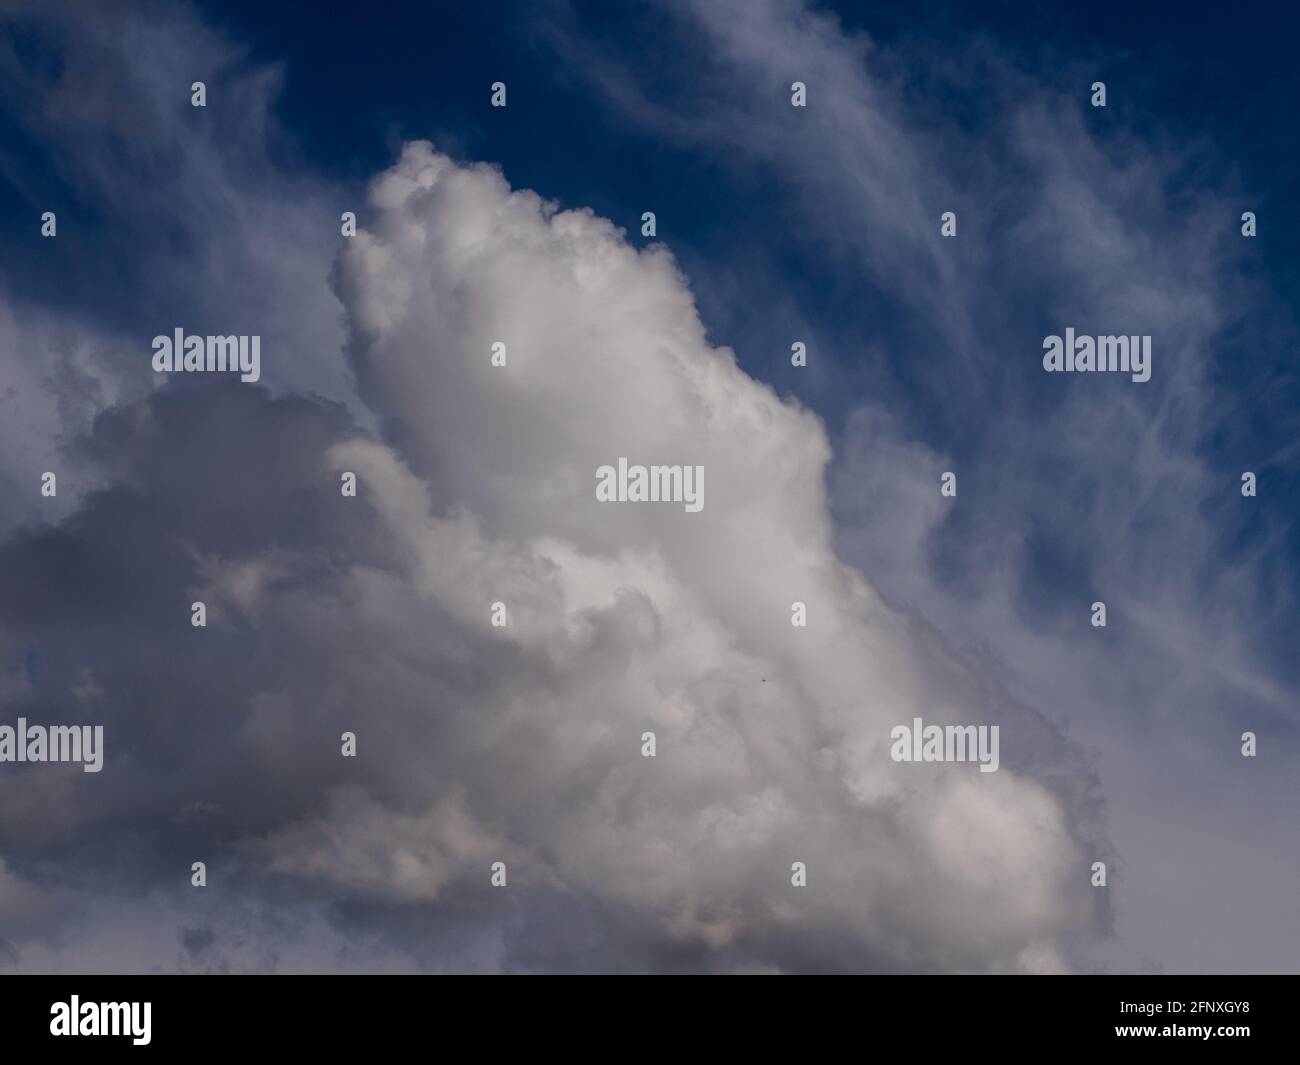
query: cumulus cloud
[
  {"left": 0, "top": 142, "right": 1104, "bottom": 973},
  {"left": 325, "top": 142, "right": 1104, "bottom": 966}
]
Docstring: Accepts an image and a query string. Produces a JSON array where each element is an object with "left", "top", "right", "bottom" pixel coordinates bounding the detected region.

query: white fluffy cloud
[{"left": 235, "top": 142, "right": 1105, "bottom": 971}]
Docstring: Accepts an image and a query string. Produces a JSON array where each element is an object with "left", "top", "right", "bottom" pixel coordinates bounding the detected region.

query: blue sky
[{"left": 0, "top": 0, "right": 1295, "bottom": 973}]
